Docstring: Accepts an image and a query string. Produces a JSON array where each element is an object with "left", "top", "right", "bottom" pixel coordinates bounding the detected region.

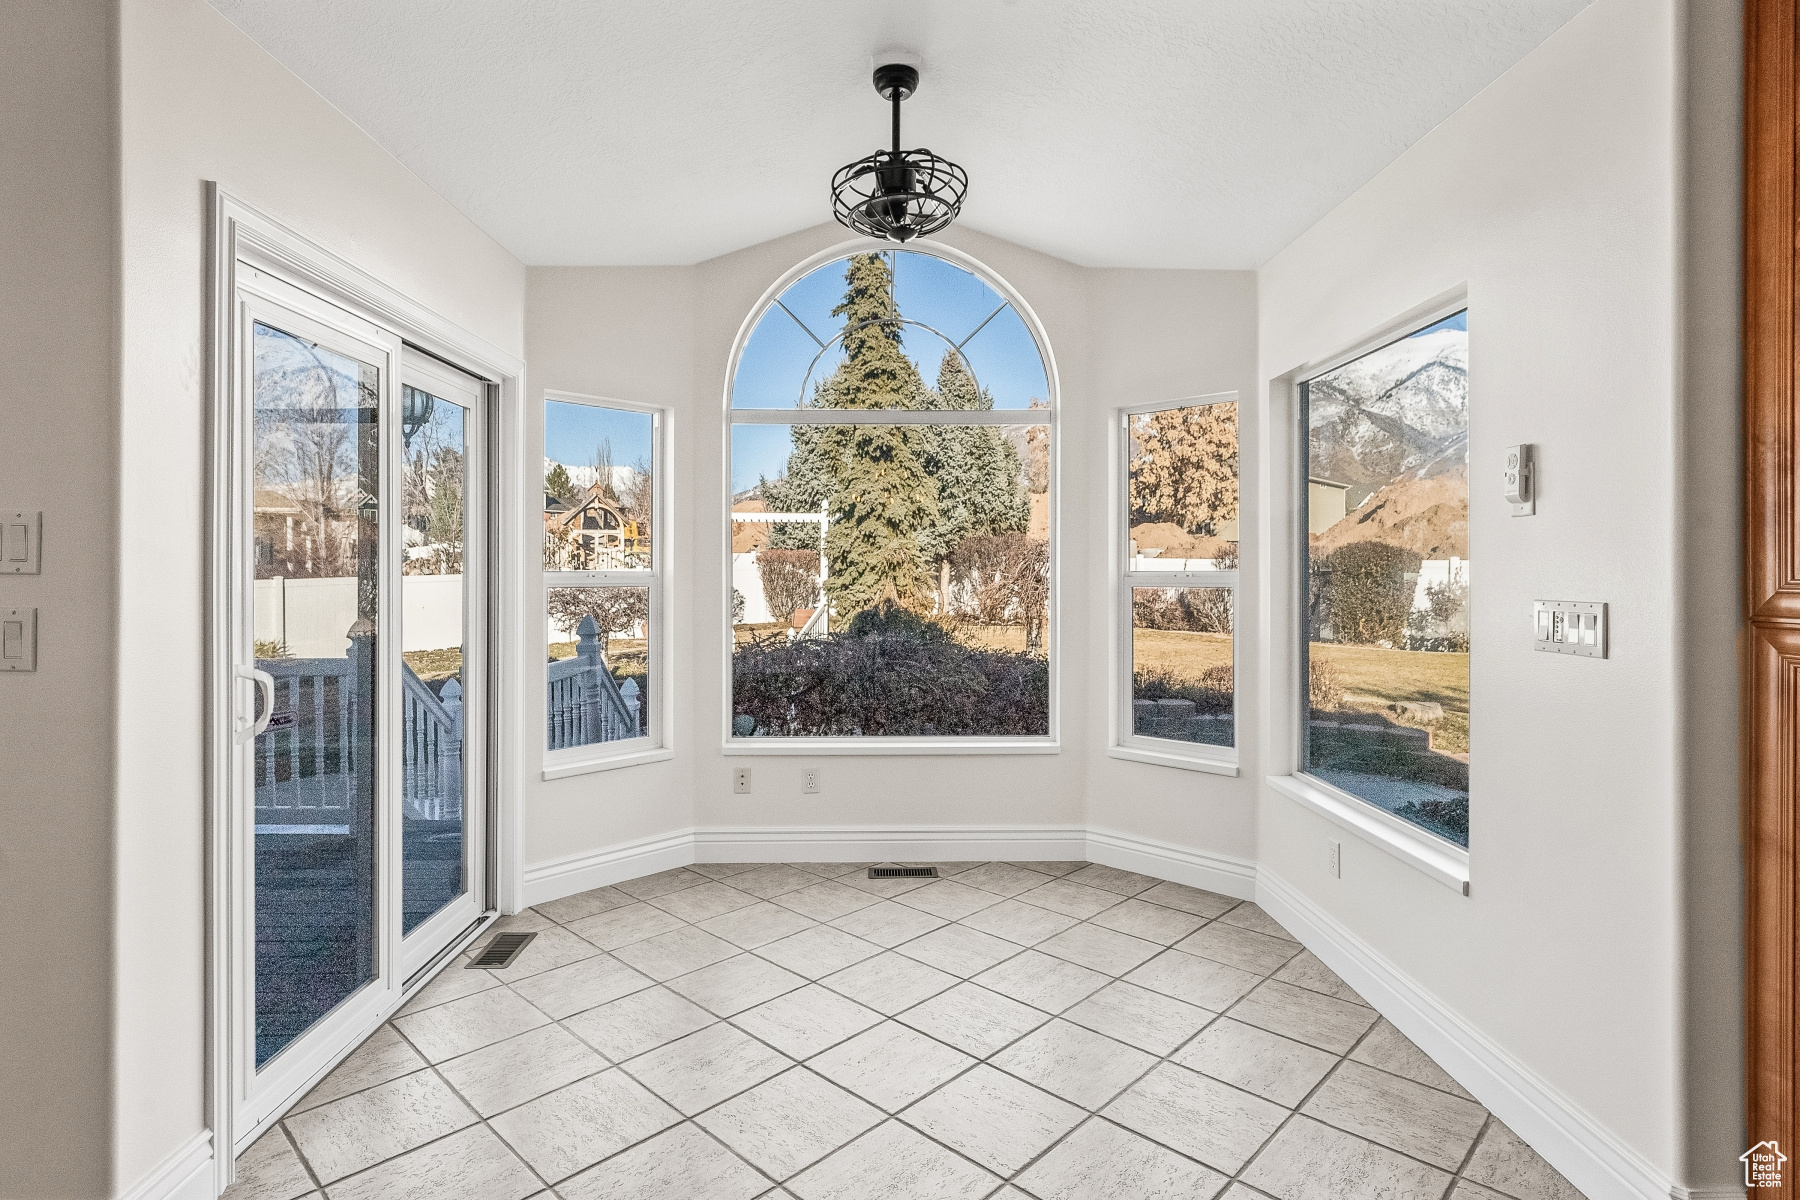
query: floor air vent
[
  {"left": 868, "top": 866, "right": 938, "bottom": 879},
  {"left": 468, "top": 931, "right": 536, "bottom": 969}
]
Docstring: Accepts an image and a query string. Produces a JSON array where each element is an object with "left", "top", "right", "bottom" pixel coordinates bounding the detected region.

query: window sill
[
  {"left": 1265, "top": 773, "right": 1470, "bottom": 894},
  {"left": 1109, "top": 743, "right": 1239, "bottom": 777},
  {"left": 722, "top": 737, "right": 1060, "bottom": 757},
  {"left": 543, "top": 746, "right": 673, "bottom": 780}
]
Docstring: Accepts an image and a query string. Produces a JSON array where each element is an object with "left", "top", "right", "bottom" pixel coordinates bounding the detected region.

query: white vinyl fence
[{"left": 255, "top": 575, "right": 464, "bottom": 656}]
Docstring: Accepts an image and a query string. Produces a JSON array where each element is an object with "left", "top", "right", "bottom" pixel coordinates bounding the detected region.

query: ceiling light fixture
[{"left": 831, "top": 54, "right": 967, "bottom": 243}]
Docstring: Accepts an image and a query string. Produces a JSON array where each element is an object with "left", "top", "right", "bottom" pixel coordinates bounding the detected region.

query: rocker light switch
[
  {"left": 1534, "top": 600, "right": 1606, "bottom": 658},
  {"left": 1, "top": 608, "right": 36, "bottom": 671},
  {"left": 2, "top": 512, "right": 41, "bottom": 574}
]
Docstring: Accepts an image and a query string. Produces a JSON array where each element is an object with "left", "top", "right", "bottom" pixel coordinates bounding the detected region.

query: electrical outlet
[
  {"left": 801, "top": 768, "right": 820, "bottom": 795},
  {"left": 733, "top": 767, "right": 752, "bottom": 795},
  {"left": 1327, "top": 839, "right": 1342, "bottom": 879}
]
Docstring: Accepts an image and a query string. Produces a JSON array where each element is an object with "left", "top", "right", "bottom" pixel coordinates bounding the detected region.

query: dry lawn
[{"left": 1311, "top": 642, "right": 1469, "bottom": 755}]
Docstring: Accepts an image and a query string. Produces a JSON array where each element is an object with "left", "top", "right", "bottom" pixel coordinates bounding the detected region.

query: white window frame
[
  {"left": 542, "top": 390, "right": 672, "bottom": 778},
  {"left": 1266, "top": 292, "right": 1472, "bottom": 894},
  {"left": 721, "top": 240, "right": 1059, "bottom": 755},
  {"left": 1111, "top": 392, "right": 1240, "bottom": 776}
]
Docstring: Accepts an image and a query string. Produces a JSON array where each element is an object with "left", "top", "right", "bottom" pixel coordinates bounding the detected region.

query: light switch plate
[
  {"left": 2, "top": 512, "right": 41, "bottom": 574},
  {"left": 2, "top": 608, "right": 37, "bottom": 671},
  {"left": 1534, "top": 600, "right": 1606, "bottom": 658}
]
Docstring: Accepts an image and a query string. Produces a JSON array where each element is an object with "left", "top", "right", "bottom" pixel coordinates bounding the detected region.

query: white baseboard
[
  {"left": 116, "top": 1131, "right": 213, "bottom": 1200},
  {"left": 694, "top": 824, "right": 1089, "bottom": 864},
  {"left": 1085, "top": 827, "right": 1256, "bottom": 901},
  {"left": 522, "top": 829, "right": 695, "bottom": 907},
  {"left": 1670, "top": 1188, "right": 1747, "bottom": 1200},
  {"left": 1256, "top": 869, "right": 1682, "bottom": 1200}
]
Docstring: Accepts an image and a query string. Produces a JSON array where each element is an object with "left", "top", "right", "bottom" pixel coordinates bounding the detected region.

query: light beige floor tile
[
  {"left": 1349, "top": 1018, "right": 1476, "bottom": 1101},
  {"left": 1062, "top": 981, "right": 1216, "bottom": 1056},
  {"left": 1216, "top": 902, "right": 1298, "bottom": 941},
  {"left": 1177, "top": 922, "right": 1305, "bottom": 977},
  {"left": 393, "top": 987, "right": 551, "bottom": 1063},
  {"left": 1271, "top": 949, "right": 1366, "bottom": 1004},
  {"left": 772, "top": 880, "right": 884, "bottom": 922},
  {"left": 990, "top": 1019, "right": 1157, "bottom": 1109},
  {"left": 1124, "top": 948, "right": 1261, "bottom": 1010},
  {"left": 1216, "top": 1186, "right": 1264, "bottom": 1200},
  {"left": 731, "top": 983, "right": 885, "bottom": 1060},
  {"left": 901, "top": 1065, "right": 1083, "bottom": 1175},
  {"left": 322, "top": 1123, "right": 538, "bottom": 1200},
  {"left": 972, "top": 950, "right": 1110, "bottom": 1014},
  {"left": 492, "top": 908, "right": 559, "bottom": 934},
  {"left": 1088, "top": 897, "right": 1208, "bottom": 945},
  {"left": 1016, "top": 861, "right": 1087, "bottom": 877},
  {"left": 1102, "top": 1062, "right": 1286, "bottom": 1174},
  {"left": 695, "top": 1068, "right": 884, "bottom": 1179},
  {"left": 556, "top": 1121, "right": 770, "bottom": 1200},
  {"left": 1450, "top": 1181, "right": 1513, "bottom": 1200},
  {"left": 612, "top": 926, "right": 742, "bottom": 981},
  {"left": 285, "top": 1070, "right": 474, "bottom": 1183},
  {"left": 730, "top": 863, "right": 828, "bottom": 900},
  {"left": 563, "top": 986, "right": 715, "bottom": 1062},
  {"left": 615, "top": 867, "right": 711, "bottom": 900},
  {"left": 842, "top": 872, "right": 936, "bottom": 898},
  {"left": 1173, "top": 1017, "right": 1337, "bottom": 1107},
  {"left": 894, "top": 924, "right": 1021, "bottom": 978},
  {"left": 646, "top": 881, "right": 761, "bottom": 924},
  {"left": 508, "top": 953, "right": 653, "bottom": 1020},
  {"left": 535, "top": 886, "right": 632, "bottom": 924},
  {"left": 1229, "top": 979, "right": 1377, "bottom": 1054},
  {"left": 897, "top": 981, "right": 1049, "bottom": 1058},
  {"left": 688, "top": 861, "right": 762, "bottom": 880},
  {"left": 1036, "top": 923, "right": 1163, "bottom": 976},
  {"left": 808, "top": 1021, "right": 975, "bottom": 1112},
  {"left": 397, "top": 960, "right": 501, "bottom": 1016},
  {"left": 1240, "top": 1114, "right": 1451, "bottom": 1200},
  {"left": 952, "top": 862, "right": 1057, "bottom": 898},
  {"left": 958, "top": 898, "right": 1080, "bottom": 947},
  {"left": 827, "top": 899, "right": 947, "bottom": 947},
  {"left": 292, "top": 1025, "right": 424, "bottom": 1114},
  {"left": 623, "top": 1022, "right": 792, "bottom": 1115},
  {"left": 798, "top": 862, "right": 877, "bottom": 878},
  {"left": 1015, "top": 1117, "right": 1229, "bottom": 1200},
  {"left": 480, "top": 926, "right": 606, "bottom": 984},
  {"left": 756, "top": 926, "right": 882, "bottom": 978},
  {"left": 1136, "top": 881, "right": 1240, "bottom": 919},
  {"left": 1017, "top": 879, "right": 1126, "bottom": 920},
  {"left": 487, "top": 1068, "right": 680, "bottom": 1181},
  {"left": 1462, "top": 1119, "right": 1587, "bottom": 1200},
  {"left": 436, "top": 1024, "right": 606, "bottom": 1117},
  {"left": 1062, "top": 864, "right": 1159, "bottom": 896},
  {"left": 787, "top": 1120, "right": 1000, "bottom": 1200},
  {"left": 820, "top": 951, "right": 958, "bottom": 1016},
  {"left": 666, "top": 952, "right": 807, "bottom": 1017},
  {"left": 1301, "top": 1060, "right": 1487, "bottom": 1171},
  {"left": 224, "top": 1127, "right": 314, "bottom": 1200},
  {"left": 893, "top": 879, "right": 1004, "bottom": 921},
  {"left": 699, "top": 901, "right": 818, "bottom": 950},
  {"left": 565, "top": 902, "right": 687, "bottom": 952}
]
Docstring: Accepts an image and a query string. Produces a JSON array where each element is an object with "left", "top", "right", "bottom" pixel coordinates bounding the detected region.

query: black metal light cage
[{"left": 831, "top": 62, "right": 967, "bottom": 243}]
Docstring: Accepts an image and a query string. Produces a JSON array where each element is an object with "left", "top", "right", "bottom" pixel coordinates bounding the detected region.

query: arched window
[{"left": 727, "top": 246, "right": 1055, "bottom": 746}]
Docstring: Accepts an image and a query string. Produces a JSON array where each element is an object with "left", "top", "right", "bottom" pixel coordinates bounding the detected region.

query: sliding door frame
[{"left": 206, "top": 185, "right": 526, "bottom": 1190}]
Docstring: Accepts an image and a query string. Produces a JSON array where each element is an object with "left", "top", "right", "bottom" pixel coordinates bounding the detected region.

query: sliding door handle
[{"left": 236, "top": 665, "right": 275, "bottom": 742}]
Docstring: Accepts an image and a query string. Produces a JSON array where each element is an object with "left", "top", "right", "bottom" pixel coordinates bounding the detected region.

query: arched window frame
[{"left": 722, "top": 241, "right": 1060, "bottom": 754}]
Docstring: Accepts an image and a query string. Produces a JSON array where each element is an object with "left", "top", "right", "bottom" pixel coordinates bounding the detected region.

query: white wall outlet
[
  {"left": 1327, "top": 838, "right": 1342, "bottom": 878},
  {"left": 1503, "top": 445, "right": 1535, "bottom": 516},
  {"left": 2, "top": 512, "right": 41, "bottom": 574},
  {"left": 1, "top": 608, "right": 37, "bottom": 672},
  {"left": 1533, "top": 600, "right": 1607, "bottom": 658},
  {"left": 733, "top": 767, "right": 752, "bottom": 795},
  {"left": 801, "top": 768, "right": 820, "bottom": 795}
]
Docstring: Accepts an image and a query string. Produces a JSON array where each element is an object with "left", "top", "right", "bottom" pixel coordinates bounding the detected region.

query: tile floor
[{"left": 224, "top": 860, "right": 1588, "bottom": 1200}]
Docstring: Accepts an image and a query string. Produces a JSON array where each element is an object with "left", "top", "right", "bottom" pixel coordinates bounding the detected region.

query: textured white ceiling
[{"left": 207, "top": 0, "right": 1588, "bottom": 268}]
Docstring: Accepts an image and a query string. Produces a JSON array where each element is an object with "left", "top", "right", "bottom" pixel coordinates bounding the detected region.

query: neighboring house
[
  {"left": 545, "top": 484, "right": 646, "bottom": 569},
  {"left": 1308, "top": 477, "right": 1349, "bottom": 535}
]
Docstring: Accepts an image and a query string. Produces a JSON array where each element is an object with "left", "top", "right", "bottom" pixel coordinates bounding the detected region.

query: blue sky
[
  {"left": 546, "top": 400, "right": 653, "bottom": 471},
  {"left": 729, "top": 251, "right": 1050, "bottom": 490}
]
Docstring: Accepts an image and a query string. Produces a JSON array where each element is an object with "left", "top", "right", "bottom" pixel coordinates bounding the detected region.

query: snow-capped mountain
[
  {"left": 1308, "top": 327, "right": 1467, "bottom": 508},
  {"left": 544, "top": 459, "right": 642, "bottom": 494}
]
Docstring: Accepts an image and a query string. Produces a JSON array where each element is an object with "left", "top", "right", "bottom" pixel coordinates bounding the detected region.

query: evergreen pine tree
[
  {"left": 545, "top": 461, "right": 577, "bottom": 503},
  {"left": 920, "top": 351, "right": 1028, "bottom": 563}
]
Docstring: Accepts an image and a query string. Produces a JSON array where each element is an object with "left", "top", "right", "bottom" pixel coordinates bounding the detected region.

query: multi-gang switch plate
[{"left": 1534, "top": 600, "right": 1606, "bottom": 658}]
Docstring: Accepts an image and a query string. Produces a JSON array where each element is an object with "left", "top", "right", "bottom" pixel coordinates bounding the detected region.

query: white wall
[
  {"left": 1254, "top": 0, "right": 1734, "bottom": 1191},
  {"left": 0, "top": 3, "right": 118, "bottom": 1194},
  {"left": 114, "top": 0, "right": 525, "bottom": 1191}
]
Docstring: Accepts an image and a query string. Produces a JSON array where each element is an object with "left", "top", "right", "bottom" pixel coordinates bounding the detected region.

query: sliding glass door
[{"left": 228, "top": 268, "right": 489, "bottom": 1140}]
